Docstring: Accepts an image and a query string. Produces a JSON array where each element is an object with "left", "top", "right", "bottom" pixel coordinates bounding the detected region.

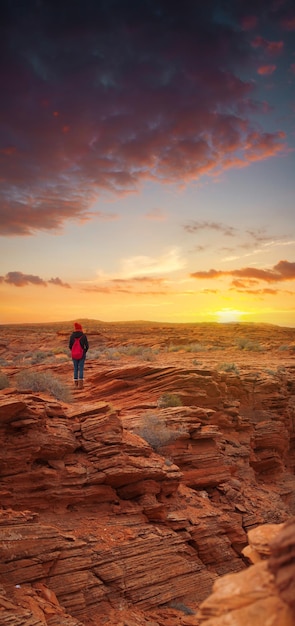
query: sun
[{"left": 215, "top": 308, "right": 245, "bottom": 323}]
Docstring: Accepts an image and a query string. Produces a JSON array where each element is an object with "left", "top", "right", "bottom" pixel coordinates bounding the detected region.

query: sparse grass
[
  {"left": 185, "top": 342, "right": 206, "bottom": 352},
  {"left": 0, "top": 371, "right": 10, "bottom": 389},
  {"left": 52, "top": 347, "right": 69, "bottom": 355},
  {"left": 15, "top": 371, "right": 72, "bottom": 402},
  {"left": 120, "top": 344, "right": 146, "bottom": 356},
  {"left": 29, "top": 350, "right": 56, "bottom": 364},
  {"left": 120, "top": 345, "right": 157, "bottom": 360},
  {"left": 218, "top": 362, "right": 240, "bottom": 375},
  {"left": 236, "top": 337, "right": 263, "bottom": 352},
  {"left": 135, "top": 412, "right": 184, "bottom": 451},
  {"left": 140, "top": 347, "right": 157, "bottom": 361},
  {"left": 8, "top": 349, "right": 69, "bottom": 366},
  {"left": 157, "top": 392, "right": 182, "bottom": 408},
  {"left": 103, "top": 347, "right": 122, "bottom": 360},
  {"left": 265, "top": 365, "right": 286, "bottom": 376},
  {"left": 167, "top": 343, "right": 182, "bottom": 352},
  {"left": 167, "top": 342, "right": 206, "bottom": 353},
  {"left": 90, "top": 345, "right": 158, "bottom": 361},
  {"left": 90, "top": 346, "right": 125, "bottom": 360},
  {"left": 88, "top": 348, "right": 104, "bottom": 359}
]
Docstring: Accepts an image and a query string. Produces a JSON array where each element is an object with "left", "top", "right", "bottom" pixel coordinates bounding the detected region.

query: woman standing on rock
[{"left": 69, "top": 322, "right": 89, "bottom": 388}]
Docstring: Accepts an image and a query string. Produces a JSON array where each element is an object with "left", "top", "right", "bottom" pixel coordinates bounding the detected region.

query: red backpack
[{"left": 71, "top": 336, "right": 84, "bottom": 359}]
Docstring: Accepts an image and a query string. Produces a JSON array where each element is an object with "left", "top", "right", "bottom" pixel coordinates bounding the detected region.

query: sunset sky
[{"left": 1, "top": 0, "right": 295, "bottom": 326}]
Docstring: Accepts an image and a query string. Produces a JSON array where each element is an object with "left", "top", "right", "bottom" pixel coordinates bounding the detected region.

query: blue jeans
[{"left": 73, "top": 356, "right": 86, "bottom": 380}]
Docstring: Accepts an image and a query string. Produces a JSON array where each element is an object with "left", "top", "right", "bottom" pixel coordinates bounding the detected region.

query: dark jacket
[{"left": 69, "top": 331, "right": 89, "bottom": 356}]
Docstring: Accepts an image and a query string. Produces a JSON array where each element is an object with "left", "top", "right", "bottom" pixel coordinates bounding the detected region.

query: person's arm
[{"left": 83, "top": 335, "right": 89, "bottom": 352}]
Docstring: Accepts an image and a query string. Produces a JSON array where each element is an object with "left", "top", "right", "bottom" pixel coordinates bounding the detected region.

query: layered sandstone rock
[{"left": 197, "top": 519, "right": 295, "bottom": 626}]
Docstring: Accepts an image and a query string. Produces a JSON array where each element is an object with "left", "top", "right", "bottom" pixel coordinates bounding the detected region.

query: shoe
[
  {"left": 78, "top": 380, "right": 84, "bottom": 389},
  {"left": 74, "top": 380, "right": 78, "bottom": 387}
]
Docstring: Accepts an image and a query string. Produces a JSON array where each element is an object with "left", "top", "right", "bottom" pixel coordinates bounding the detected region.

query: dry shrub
[
  {"left": 218, "top": 362, "right": 240, "bottom": 374},
  {"left": 135, "top": 412, "right": 183, "bottom": 451},
  {"left": 15, "top": 370, "right": 72, "bottom": 402},
  {"left": 158, "top": 393, "right": 182, "bottom": 407},
  {"left": 236, "top": 337, "right": 263, "bottom": 351}
]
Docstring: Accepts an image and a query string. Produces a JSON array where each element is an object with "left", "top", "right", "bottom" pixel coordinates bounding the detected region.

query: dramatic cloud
[
  {"left": 0, "top": 272, "right": 71, "bottom": 288},
  {"left": 191, "top": 260, "right": 295, "bottom": 285},
  {"left": 0, "top": 0, "right": 288, "bottom": 235}
]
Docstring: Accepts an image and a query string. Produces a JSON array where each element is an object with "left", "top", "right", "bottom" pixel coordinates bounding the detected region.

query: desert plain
[{"left": 0, "top": 320, "right": 295, "bottom": 625}]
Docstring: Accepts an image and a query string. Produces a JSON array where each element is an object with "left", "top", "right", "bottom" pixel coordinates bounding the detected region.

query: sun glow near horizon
[
  {"left": 214, "top": 308, "right": 249, "bottom": 323},
  {"left": 0, "top": 278, "right": 294, "bottom": 327}
]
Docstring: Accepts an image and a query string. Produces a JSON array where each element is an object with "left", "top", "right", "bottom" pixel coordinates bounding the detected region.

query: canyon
[{"left": 0, "top": 320, "right": 294, "bottom": 625}]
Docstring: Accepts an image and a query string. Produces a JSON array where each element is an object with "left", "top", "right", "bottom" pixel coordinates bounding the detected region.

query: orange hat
[{"left": 74, "top": 322, "right": 82, "bottom": 331}]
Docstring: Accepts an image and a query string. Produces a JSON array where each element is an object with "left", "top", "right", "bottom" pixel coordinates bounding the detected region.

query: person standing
[{"left": 69, "top": 322, "right": 89, "bottom": 388}]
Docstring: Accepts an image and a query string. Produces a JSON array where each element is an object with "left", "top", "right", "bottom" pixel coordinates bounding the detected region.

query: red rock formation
[
  {"left": 197, "top": 519, "right": 295, "bottom": 626},
  {"left": 0, "top": 321, "right": 295, "bottom": 625}
]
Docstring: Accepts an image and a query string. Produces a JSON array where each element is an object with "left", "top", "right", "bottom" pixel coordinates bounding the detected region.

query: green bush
[
  {"left": 15, "top": 371, "right": 72, "bottom": 402},
  {"left": 135, "top": 413, "right": 182, "bottom": 451},
  {"left": 158, "top": 393, "right": 182, "bottom": 408},
  {"left": 0, "top": 371, "right": 10, "bottom": 389}
]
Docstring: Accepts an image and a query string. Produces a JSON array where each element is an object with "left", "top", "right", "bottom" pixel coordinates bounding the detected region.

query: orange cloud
[
  {"left": 191, "top": 260, "right": 295, "bottom": 284},
  {"left": 257, "top": 65, "right": 277, "bottom": 75},
  {"left": 244, "top": 130, "right": 285, "bottom": 161},
  {"left": 82, "top": 275, "right": 171, "bottom": 296}
]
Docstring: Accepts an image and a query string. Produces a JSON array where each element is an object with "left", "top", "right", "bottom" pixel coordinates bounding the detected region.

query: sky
[{"left": 1, "top": 0, "right": 295, "bottom": 326}]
